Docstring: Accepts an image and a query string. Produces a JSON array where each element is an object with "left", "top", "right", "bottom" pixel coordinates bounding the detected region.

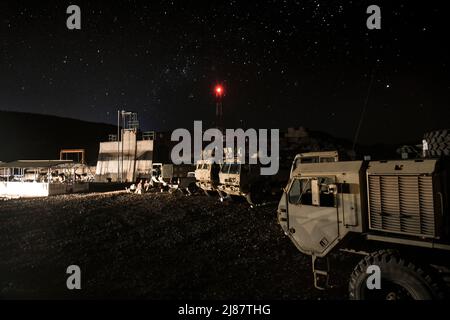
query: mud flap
[
  {"left": 217, "top": 189, "right": 230, "bottom": 202},
  {"left": 312, "top": 255, "right": 333, "bottom": 290}
]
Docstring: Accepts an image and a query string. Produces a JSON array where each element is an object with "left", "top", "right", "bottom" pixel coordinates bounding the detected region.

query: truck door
[{"left": 286, "top": 176, "right": 339, "bottom": 257}]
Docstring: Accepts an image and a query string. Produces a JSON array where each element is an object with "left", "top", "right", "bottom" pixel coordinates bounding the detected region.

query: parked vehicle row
[{"left": 146, "top": 146, "right": 450, "bottom": 300}]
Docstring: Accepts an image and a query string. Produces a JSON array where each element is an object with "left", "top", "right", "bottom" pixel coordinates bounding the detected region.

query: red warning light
[{"left": 214, "top": 85, "right": 224, "bottom": 97}]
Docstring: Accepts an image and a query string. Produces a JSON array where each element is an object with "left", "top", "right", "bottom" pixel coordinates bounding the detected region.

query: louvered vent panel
[{"left": 368, "top": 175, "right": 436, "bottom": 237}]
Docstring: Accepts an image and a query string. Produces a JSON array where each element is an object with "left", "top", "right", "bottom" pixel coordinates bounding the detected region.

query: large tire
[
  {"left": 186, "top": 182, "right": 198, "bottom": 194},
  {"left": 230, "top": 195, "right": 243, "bottom": 202},
  {"left": 245, "top": 181, "right": 271, "bottom": 206},
  {"left": 424, "top": 130, "right": 450, "bottom": 156},
  {"left": 203, "top": 190, "right": 218, "bottom": 197},
  {"left": 348, "top": 250, "right": 445, "bottom": 300}
]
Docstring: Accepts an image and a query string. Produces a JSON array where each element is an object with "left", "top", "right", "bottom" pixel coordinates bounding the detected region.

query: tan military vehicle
[
  {"left": 151, "top": 163, "right": 197, "bottom": 194},
  {"left": 217, "top": 159, "right": 285, "bottom": 206},
  {"left": 218, "top": 151, "right": 339, "bottom": 206},
  {"left": 289, "top": 151, "right": 339, "bottom": 176},
  {"left": 278, "top": 157, "right": 450, "bottom": 299},
  {"left": 194, "top": 159, "right": 221, "bottom": 196}
]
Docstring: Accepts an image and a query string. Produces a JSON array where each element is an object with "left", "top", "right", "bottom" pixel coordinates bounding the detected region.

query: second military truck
[{"left": 278, "top": 156, "right": 450, "bottom": 299}]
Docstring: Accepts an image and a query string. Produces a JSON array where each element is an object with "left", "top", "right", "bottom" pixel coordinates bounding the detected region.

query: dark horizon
[{"left": 1, "top": 0, "right": 449, "bottom": 145}]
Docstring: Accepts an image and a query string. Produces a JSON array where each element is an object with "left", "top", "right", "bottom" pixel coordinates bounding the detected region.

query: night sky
[{"left": 0, "top": 0, "right": 449, "bottom": 145}]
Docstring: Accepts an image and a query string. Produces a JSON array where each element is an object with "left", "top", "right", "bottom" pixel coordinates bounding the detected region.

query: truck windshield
[
  {"left": 289, "top": 178, "right": 312, "bottom": 205},
  {"left": 221, "top": 164, "right": 231, "bottom": 173},
  {"left": 320, "top": 157, "right": 336, "bottom": 163},
  {"left": 229, "top": 164, "right": 240, "bottom": 174},
  {"left": 289, "top": 177, "right": 335, "bottom": 207},
  {"left": 292, "top": 157, "right": 318, "bottom": 171}
]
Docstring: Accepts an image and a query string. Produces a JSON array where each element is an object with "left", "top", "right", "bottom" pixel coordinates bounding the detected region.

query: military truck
[
  {"left": 217, "top": 151, "right": 339, "bottom": 206},
  {"left": 194, "top": 159, "right": 222, "bottom": 196},
  {"left": 151, "top": 163, "right": 197, "bottom": 194},
  {"left": 216, "top": 157, "right": 287, "bottom": 206},
  {"left": 277, "top": 157, "right": 450, "bottom": 299}
]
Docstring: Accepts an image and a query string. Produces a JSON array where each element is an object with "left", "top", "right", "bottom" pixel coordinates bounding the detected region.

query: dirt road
[{"left": 0, "top": 191, "right": 355, "bottom": 299}]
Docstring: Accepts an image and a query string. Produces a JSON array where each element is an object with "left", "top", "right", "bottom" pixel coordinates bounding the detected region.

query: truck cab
[
  {"left": 278, "top": 161, "right": 365, "bottom": 258},
  {"left": 218, "top": 151, "right": 339, "bottom": 206},
  {"left": 217, "top": 158, "right": 279, "bottom": 205},
  {"left": 151, "top": 163, "right": 197, "bottom": 194},
  {"left": 217, "top": 159, "right": 248, "bottom": 197},
  {"left": 194, "top": 159, "right": 221, "bottom": 195},
  {"left": 278, "top": 157, "right": 450, "bottom": 299}
]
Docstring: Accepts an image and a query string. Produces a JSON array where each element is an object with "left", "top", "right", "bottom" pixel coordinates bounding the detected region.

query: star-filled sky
[{"left": 0, "top": 0, "right": 449, "bottom": 144}]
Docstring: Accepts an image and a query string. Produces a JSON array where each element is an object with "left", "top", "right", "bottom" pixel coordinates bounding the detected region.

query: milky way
[{"left": 0, "top": 0, "right": 448, "bottom": 144}]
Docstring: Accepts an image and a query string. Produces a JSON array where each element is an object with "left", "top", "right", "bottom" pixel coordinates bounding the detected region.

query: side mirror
[
  {"left": 311, "top": 179, "right": 320, "bottom": 206},
  {"left": 283, "top": 178, "right": 292, "bottom": 194},
  {"left": 328, "top": 184, "right": 337, "bottom": 194}
]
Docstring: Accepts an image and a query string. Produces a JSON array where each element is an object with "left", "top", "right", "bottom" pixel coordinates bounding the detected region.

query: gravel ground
[{"left": 0, "top": 191, "right": 358, "bottom": 299}]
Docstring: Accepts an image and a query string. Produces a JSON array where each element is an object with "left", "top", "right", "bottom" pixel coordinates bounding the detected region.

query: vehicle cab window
[
  {"left": 289, "top": 178, "right": 312, "bottom": 205},
  {"left": 288, "top": 177, "right": 336, "bottom": 207},
  {"left": 221, "top": 164, "right": 231, "bottom": 173},
  {"left": 229, "top": 164, "right": 240, "bottom": 174}
]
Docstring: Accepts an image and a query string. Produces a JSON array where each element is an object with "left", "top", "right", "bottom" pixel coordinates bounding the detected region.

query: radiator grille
[{"left": 368, "top": 175, "right": 436, "bottom": 237}]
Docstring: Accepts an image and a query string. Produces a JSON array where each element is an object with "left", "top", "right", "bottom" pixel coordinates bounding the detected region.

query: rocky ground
[{"left": 0, "top": 191, "right": 358, "bottom": 299}]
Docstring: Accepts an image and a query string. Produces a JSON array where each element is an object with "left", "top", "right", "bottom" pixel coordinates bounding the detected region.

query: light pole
[
  {"left": 117, "top": 109, "right": 129, "bottom": 182},
  {"left": 119, "top": 110, "right": 135, "bottom": 182},
  {"left": 117, "top": 110, "right": 120, "bottom": 182},
  {"left": 214, "top": 84, "right": 224, "bottom": 132}
]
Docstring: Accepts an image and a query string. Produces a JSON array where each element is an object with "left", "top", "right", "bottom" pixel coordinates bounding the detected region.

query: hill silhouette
[
  {"left": 0, "top": 111, "right": 116, "bottom": 165},
  {"left": 0, "top": 111, "right": 399, "bottom": 166}
]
